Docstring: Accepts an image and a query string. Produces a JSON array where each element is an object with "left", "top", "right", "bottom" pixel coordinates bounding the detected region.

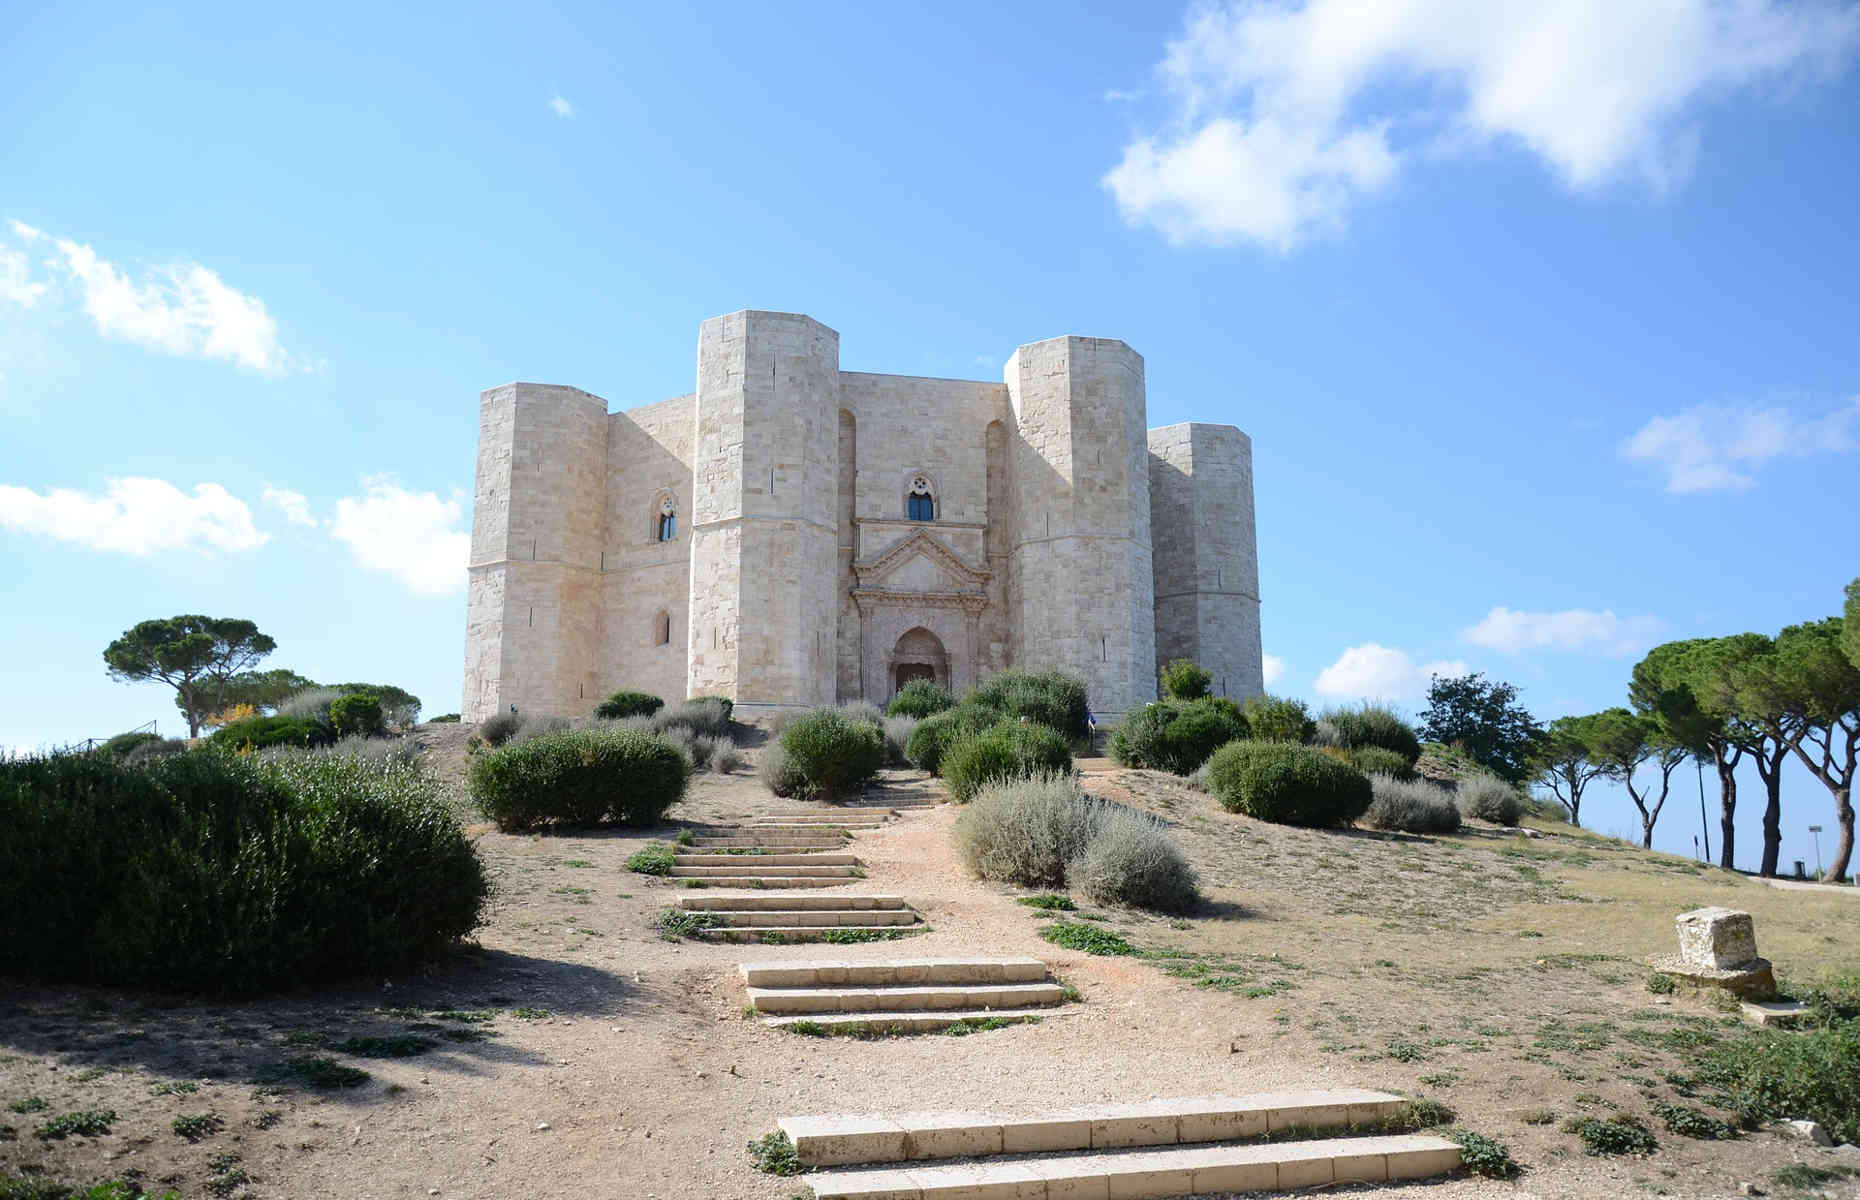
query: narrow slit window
[{"left": 653, "top": 611, "right": 672, "bottom": 647}]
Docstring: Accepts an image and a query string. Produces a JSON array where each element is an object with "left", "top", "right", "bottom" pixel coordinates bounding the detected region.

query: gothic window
[
  {"left": 653, "top": 610, "right": 672, "bottom": 646},
  {"left": 655, "top": 494, "right": 677, "bottom": 542},
  {"left": 906, "top": 474, "right": 935, "bottom": 522}
]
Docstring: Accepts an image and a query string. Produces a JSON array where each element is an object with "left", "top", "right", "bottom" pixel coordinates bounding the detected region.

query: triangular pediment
[{"left": 852, "top": 529, "right": 990, "bottom": 595}]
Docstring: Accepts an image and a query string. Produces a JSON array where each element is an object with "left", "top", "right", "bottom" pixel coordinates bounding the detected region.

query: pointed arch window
[
  {"left": 906, "top": 473, "right": 935, "bottom": 522},
  {"left": 655, "top": 494, "right": 677, "bottom": 542}
]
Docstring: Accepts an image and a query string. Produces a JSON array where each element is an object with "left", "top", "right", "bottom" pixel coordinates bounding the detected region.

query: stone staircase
[
  {"left": 782, "top": 1090, "right": 1462, "bottom": 1198},
  {"left": 678, "top": 894, "right": 925, "bottom": 943},
  {"left": 668, "top": 809, "right": 905, "bottom": 886},
  {"left": 668, "top": 850, "right": 862, "bottom": 888},
  {"left": 741, "top": 957, "right": 1067, "bottom": 1034}
]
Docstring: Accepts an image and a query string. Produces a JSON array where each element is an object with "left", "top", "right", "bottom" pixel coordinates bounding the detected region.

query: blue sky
[{"left": 3, "top": 1, "right": 1857, "bottom": 871}]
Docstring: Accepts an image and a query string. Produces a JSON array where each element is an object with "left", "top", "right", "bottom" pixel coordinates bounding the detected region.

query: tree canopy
[
  {"left": 1418, "top": 671, "right": 1544, "bottom": 784},
  {"left": 104, "top": 616, "right": 277, "bottom": 737},
  {"left": 1531, "top": 712, "right": 1613, "bottom": 827}
]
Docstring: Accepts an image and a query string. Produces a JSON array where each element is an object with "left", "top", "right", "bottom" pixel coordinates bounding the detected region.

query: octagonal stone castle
[{"left": 463, "top": 310, "right": 1263, "bottom": 722}]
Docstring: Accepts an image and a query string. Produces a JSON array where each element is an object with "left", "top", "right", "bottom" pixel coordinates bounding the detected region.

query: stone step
[
  {"left": 754, "top": 816, "right": 889, "bottom": 826},
  {"left": 781, "top": 1090, "right": 1410, "bottom": 1167},
  {"left": 670, "top": 866, "right": 859, "bottom": 878},
  {"left": 673, "top": 852, "right": 858, "bottom": 866},
  {"left": 699, "top": 925, "right": 927, "bottom": 943},
  {"left": 707, "top": 909, "right": 921, "bottom": 929},
  {"left": 681, "top": 877, "right": 851, "bottom": 889},
  {"left": 762, "top": 1006, "right": 1056, "bottom": 1035},
  {"left": 747, "top": 982, "right": 1066, "bottom": 1014},
  {"left": 682, "top": 894, "right": 910, "bottom": 912},
  {"left": 805, "top": 1134, "right": 1463, "bottom": 1198},
  {"left": 688, "top": 837, "right": 847, "bottom": 848},
  {"left": 741, "top": 958, "right": 1049, "bottom": 989}
]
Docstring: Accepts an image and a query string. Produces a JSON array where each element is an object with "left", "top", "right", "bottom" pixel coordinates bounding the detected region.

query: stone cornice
[
  {"left": 852, "top": 587, "right": 989, "bottom": 615},
  {"left": 852, "top": 528, "right": 991, "bottom": 590}
]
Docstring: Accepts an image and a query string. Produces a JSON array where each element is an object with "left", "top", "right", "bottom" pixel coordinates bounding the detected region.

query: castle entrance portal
[{"left": 889, "top": 627, "right": 948, "bottom": 697}]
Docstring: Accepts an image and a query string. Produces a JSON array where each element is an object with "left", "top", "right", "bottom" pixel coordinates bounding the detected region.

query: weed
[
  {"left": 1419, "top": 1071, "right": 1460, "bottom": 1087},
  {"left": 684, "top": 880, "right": 708, "bottom": 889},
  {"left": 5, "top": 1099, "right": 46, "bottom": 1114},
  {"left": 561, "top": 859, "right": 597, "bottom": 868},
  {"left": 1015, "top": 893, "right": 1076, "bottom": 911},
  {"left": 1518, "top": 1108, "right": 1558, "bottom": 1125},
  {"left": 1385, "top": 1036, "right": 1429, "bottom": 1062},
  {"left": 252, "top": 1110, "right": 283, "bottom": 1130},
  {"left": 786, "top": 1021, "right": 827, "bottom": 1037},
  {"left": 147, "top": 1081, "right": 198, "bottom": 1096},
  {"left": 1058, "top": 982, "right": 1083, "bottom": 1003},
  {"left": 34, "top": 1109, "right": 116, "bottom": 1139},
  {"left": 820, "top": 928, "right": 922, "bottom": 944},
  {"left": 674, "top": 829, "right": 695, "bottom": 846},
  {"left": 1646, "top": 973, "right": 1678, "bottom": 995},
  {"left": 259, "top": 1056, "right": 370, "bottom": 1089},
  {"left": 1773, "top": 1164, "right": 1860, "bottom": 1192},
  {"left": 171, "top": 1112, "right": 223, "bottom": 1141},
  {"left": 430, "top": 1009, "right": 496, "bottom": 1023},
  {"left": 1565, "top": 1114, "right": 1657, "bottom": 1155},
  {"left": 1445, "top": 1129, "right": 1520, "bottom": 1178},
  {"left": 205, "top": 1152, "right": 249, "bottom": 1197},
  {"left": 747, "top": 1130, "right": 802, "bottom": 1175},
  {"left": 655, "top": 908, "right": 719, "bottom": 940},
  {"left": 335, "top": 1035, "right": 433, "bottom": 1058},
  {"left": 625, "top": 845, "right": 675, "bottom": 875},
  {"left": 1648, "top": 1100, "right": 1736, "bottom": 1141}
]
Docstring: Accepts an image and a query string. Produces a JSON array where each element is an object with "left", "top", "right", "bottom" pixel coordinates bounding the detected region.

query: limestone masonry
[{"left": 463, "top": 310, "right": 1262, "bottom": 721}]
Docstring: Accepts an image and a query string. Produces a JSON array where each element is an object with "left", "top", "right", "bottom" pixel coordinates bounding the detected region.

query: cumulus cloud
[
  {"left": 0, "top": 246, "right": 46, "bottom": 308},
  {"left": 1314, "top": 642, "right": 1466, "bottom": 701},
  {"left": 1462, "top": 606, "right": 1664, "bottom": 655},
  {"left": 548, "top": 92, "right": 575, "bottom": 118},
  {"left": 261, "top": 485, "right": 318, "bottom": 528},
  {"left": 1104, "top": 0, "right": 1860, "bottom": 250},
  {"left": 0, "top": 477, "right": 268, "bottom": 555},
  {"left": 330, "top": 476, "right": 469, "bottom": 597},
  {"left": 1620, "top": 398, "right": 1860, "bottom": 492},
  {"left": 1262, "top": 653, "right": 1286, "bottom": 685}
]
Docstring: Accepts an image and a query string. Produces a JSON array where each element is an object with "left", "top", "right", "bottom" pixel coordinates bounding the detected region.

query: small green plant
[
  {"left": 253, "top": 1109, "right": 283, "bottom": 1130},
  {"left": 431, "top": 1008, "right": 496, "bottom": 1023},
  {"left": 171, "top": 1112, "right": 223, "bottom": 1141},
  {"left": 1648, "top": 1100, "right": 1735, "bottom": 1140},
  {"left": 820, "top": 928, "right": 921, "bottom": 944},
  {"left": 1016, "top": 893, "right": 1076, "bottom": 910},
  {"left": 747, "top": 1130, "right": 802, "bottom": 1175},
  {"left": 204, "top": 1153, "right": 249, "bottom": 1198},
  {"left": 1445, "top": 1129, "right": 1520, "bottom": 1178},
  {"left": 1773, "top": 1164, "right": 1860, "bottom": 1192},
  {"left": 626, "top": 844, "right": 676, "bottom": 875},
  {"left": 1565, "top": 1114, "right": 1657, "bottom": 1155},
  {"left": 1040, "top": 922, "right": 1135, "bottom": 956},
  {"left": 674, "top": 829, "right": 695, "bottom": 846},
  {"left": 1645, "top": 973, "right": 1677, "bottom": 995},
  {"left": 513, "top": 1007, "right": 552, "bottom": 1019},
  {"left": 1385, "top": 1036, "right": 1429, "bottom": 1062},
  {"left": 786, "top": 1020, "right": 827, "bottom": 1037},
  {"left": 334, "top": 1035, "right": 433, "bottom": 1058},
  {"left": 1517, "top": 1107, "right": 1558, "bottom": 1125},
  {"left": 147, "top": 1081, "right": 198, "bottom": 1096},
  {"left": 5, "top": 1098, "right": 46, "bottom": 1114},
  {"left": 33, "top": 1109, "right": 116, "bottom": 1139},
  {"left": 655, "top": 907, "right": 718, "bottom": 940},
  {"left": 1402, "top": 1098, "right": 1454, "bottom": 1128}
]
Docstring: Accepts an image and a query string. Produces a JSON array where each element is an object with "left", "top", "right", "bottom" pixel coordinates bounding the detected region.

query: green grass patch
[
  {"left": 625, "top": 845, "right": 675, "bottom": 875},
  {"left": 1648, "top": 1100, "right": 1736, "bottom": 1140},
  {"left": 33, "top": 1109, "right": 116, "bottom": 1139},
  {"left": 171, "top": 1112, "right": 222, "bottom": 1141},
  {"left": 655, "top": 908, "right": 718, "bottom": 940},
  {"left": 1015, "top": 893, "right": 1076, "bottom": 910},
  {"left": 513, "top": 1007, "right": 552, "bottom": 1019},
  {"left": 5, "top": 1099, "right": 46, "bottom": 1114},
  {"left": 1565, "top": 1114, "right": 1657, "bottom": 1155},
  {"left": 819, "top": 928, "right": 925, "bottom": 944},
  {"left": 1040, "top": 922, "right": 1135, "bottom": 956}
]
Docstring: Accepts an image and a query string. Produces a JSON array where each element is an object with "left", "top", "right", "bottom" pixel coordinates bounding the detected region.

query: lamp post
[{"left": 1809, "top": 825, "right": 1824, "bottom": 879}]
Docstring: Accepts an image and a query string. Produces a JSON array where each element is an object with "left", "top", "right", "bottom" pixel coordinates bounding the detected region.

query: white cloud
[
  {"left": 1462, "top": 606, "right": 1664, "bottom": 655},
  {"left": 0, "top": 477, "right": 268, "bottom": 555},
  {"left": 1620, "top": 398, "right": 1860, "bottom": 492},
  {"left": 1314, "top": 642, "right": 1466, "bottom": 701},
  {"left": 47, "top": 236, "right": 288, "bottom": 372},
  {"left": 1105, "top": 0, "right": 1860, "bottom": 250},
  {"left": 261, "top": 485, "right": 318, "bottom": 528},
  {"left": 1262, "top": 653, "right": 1286, "bottom": 684},
  {"left": 8, "top": 220, "right": 44, "bottom": 242},
  {"left": 1, "top": 247, "right": 46, "bottom": 308},
  {"left": 548, "top": 92, "right": 575, "bottom": 119},
  {"left": 330, "top": 476, "right": 469, "bottom": 597}
]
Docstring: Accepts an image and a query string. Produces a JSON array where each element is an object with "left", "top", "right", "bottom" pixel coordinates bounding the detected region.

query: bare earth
[{"left": 5, "top": 724, "right": 1859, "bottom": 1200}]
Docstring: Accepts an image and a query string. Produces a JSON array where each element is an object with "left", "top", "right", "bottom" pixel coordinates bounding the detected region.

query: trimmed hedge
[
  {"left": 779, "top": 709, "right": 884, "bottom": 801},
  {"left": 329, "top": 693, "right": 385, "bottom": 738},
  {"left": 1205, "top": 740, "right": 1372, "bottom": 828},
  {"left": 210, "top": 715, "right": 335, "bottom": 751},
  {"left": 594, "top": 690, "right": 664, "bottom": 720},
  {"left": 0, "top": 750, "right": 487, "bottom": 992},
  {"left": 905, "top": 704, "right": 1000, "bottom": 775},
  {"left": 887, "top": 679, "right": 955, "bottom": 719},
  {"left": 941, "top": 721, "right": 1073, "bottom": 804},
  {"left": 970, "top": 670, "right": 1092, "bottom": 741},
  {"left": 1111, "top": 699, "right": 1248, "bottom": 775},
  {"left": 470, "top": 729, "right": 689, "bottom": 830}
]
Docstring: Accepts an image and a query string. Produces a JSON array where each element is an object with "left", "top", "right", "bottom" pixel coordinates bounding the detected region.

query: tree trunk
[
  {"left": 1830, "top": 789, "right": 1855, "bottom": 883},
  {"left": 1755, "top": 744, "right": 1785, "bottom": 877},
  {"left": 1715, "top": 754, "right": 1737, "bottom": 870}
]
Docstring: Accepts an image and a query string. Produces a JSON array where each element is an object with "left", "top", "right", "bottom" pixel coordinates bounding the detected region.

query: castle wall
[
  {"left": 1149, "top": 423, "right": 1264, "bottom": 701},
  {"left": 1004, "top": 337, "right": 1157, "bottom": 716},
  {"left": 598, "top": 393, "right": 696, "bottom": 705}
]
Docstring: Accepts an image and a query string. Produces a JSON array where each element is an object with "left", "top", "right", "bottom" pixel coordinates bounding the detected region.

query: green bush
[
  {"left": 780, "top": 709, "right": 884, "bottom": 801},
  {"left": 478, "top": 711, "right": 523, "bottom": 746},
  {"left": 1159, "top": 659, "right": 1212, "bottom": 701},
  {"left": 98, "top": 731, "right": 163, "bottom": 758},
  {"left": 955, "top": 774, "right": 1105, "bottom": 886},
  {"left": 1321, "top": 702, "right": 1423, "bottom": 766},
  {"left": 941, "top": 721, "right": 1073, "bottom": 803},
  {"left": 1110, "top": 699, "right": 1247, "bottom": 775},
  {"left": 1205, "top": 740, "right": 1372, "bottom": 828},
  {"left": 886, "top": 679, "right": 955, "bottom": 719},
  {"left": 1067, "top": 805, "right": 1199, "bottom": 913},
  {"left": 905, "top": 704, "right": 1000, "bottom": 775},
  {"left": 1564, "top": 1114, "right": 1657, "bottom": 1156},
  {"left": 626, "top": 844, "right": 676, "bottom": 875},
  {"left": 470, "top": 729, "right": 688, "bottom": 830},
  {"left": 1694, "top": 1019, "right": 1860, "bottom": 1143},
  {"left": 428, "top": 713, "right": 461, "bottom": 723},
  {"left": 757, "top": 740, "right": 811, "bottom": 799},
  {"left": 328, "top": 693, "right": 384, "bottom": 738},
  {"left": 1242, "top": 694, "right": 1316, "bottom": 743},
  {"left": 1364, "top": 775, "right": 1462, "bottom": 834},
  {"left": 1350, "top": 745, "right": 1415, "bottom": 780},
  {"left": 208, "top": 715, "right": 334, "bottom": 751},
  {"left": 970, "top": 670, "right": 1092, "bottom": 740},
  {"left": 0, "top": 750, "right": 487, "bottom": 992},
  {"left": 1459, "top": 774, "right": 1524, "bottom": 826},
  {"left": 593, "top": 690, "right": 663, "bottom": 720}
]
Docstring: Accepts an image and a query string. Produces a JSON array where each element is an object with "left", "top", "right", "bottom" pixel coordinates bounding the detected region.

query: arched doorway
[{"left": 889, "top": 627, "right": 948, "bottom": 696}]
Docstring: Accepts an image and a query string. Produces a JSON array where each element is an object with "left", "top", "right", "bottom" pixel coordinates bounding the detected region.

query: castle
[{"left": 462, "top": 310, "right": 1263, "bottom": 722}]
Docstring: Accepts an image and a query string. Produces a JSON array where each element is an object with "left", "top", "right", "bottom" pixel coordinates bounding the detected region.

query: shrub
[
  {"left": 1159, "top": 659, "right": 1212, "bottom": 701},
  {"left": 1242, "top": 694, "right": 1316, "bottom": 743},
  {"left": 328, "top": 694, "right": 384, "bottom": 738},
  {"left": 1459, "top": 774, "right": 1524, "bottom": 826},
  {"left": 1205, "top": 740, "right": 1372, "bottom": 828},
  {"left": 652, "top": 698, "right": 732, "bottom": 738},
  {"left": 1309, "top": 720, "right": 1347, "bottom": 748},
  {"left": 470, "top": 729, "right": 688, "bottom": 830},
  {"left": 208, "top": 715, "right": 335, "bottom": 751},
  {"left": 1564, "top": 1114, "right": 1657, "bottom": 1156},
  {"left": 780, "top": 709, "right": 884, "bottom": 801},
  {"left": 1066, "top": 806, "right": 1199, "bottom": 913},
  {"left": 1364, "top": 775, "right": 1462, "bottom": 834},
  {"left": 887, "top": 679, "right": 955, "bottom": 719},
  {"left": 625, "top": 844, "right": 675, "bottom": 875},
  {"left": 955, "top": 774, "right": 1106, "bottom": 887},
  {"left": 835, "top": 699, "right": 885, "bottom": 728},
  {"left": 970, "top": 670, "right": 1092, "bottom": 740},
  {"left": 1110, "top": 699, "right": 1247, "bottom": 775},
  {"left": 941, "top": 721, "right": 1073, "bottom": 803},
  {"left": 882, "top": 716, "right": 918, "bottom": 767},
  {"left": 758, "top": 740, "right": 811, "bottom": 799},
  {"left": 122, "top": 738, "right": 188, "bottom": 766},
  {"left": 1351, "top": 745, "right": 1416, "bottom": 781},
  {"left": 478, "top": 711, "right": 524, "bottom": 747},
  {"left": 0, "top": 750, "right": 487, "bottom": 992},
  {"left": 1694, "top": 1019, "right": 1860, "bottom": 1143},
  {"left": 905, "top": 704, "right": 1000, "bottom": 775},
  {"left": 428, "top": 713, "right": 461, "bottom": 723},
  {"left": 688, "top": 695, "right": 734, "bottom": 722},
  {"left": 710, "top": 738, "right": 743, "bottom": 774},
  {"left": 1445, "top": 1130, "right": 1520, "bottom": 1178},
  {"left": 325, "top": 683, "right": 422, "bottom": 726},
  {"left": 98, "top": 731, "right": 163, "bottom": 758},
  {"left": 593, "top": 690, "right": 663, "bottom": 720},
  {"left": 1321, "top": 702, "right": 1423, "bottom": 766},
  {"left": 276, "top": 687, "right": 345, "bottom": 725}
]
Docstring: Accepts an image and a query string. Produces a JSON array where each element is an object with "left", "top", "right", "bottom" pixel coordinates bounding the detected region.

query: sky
[{"left": 3, "top": 0, "right": 1857, "bottom": 872}]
